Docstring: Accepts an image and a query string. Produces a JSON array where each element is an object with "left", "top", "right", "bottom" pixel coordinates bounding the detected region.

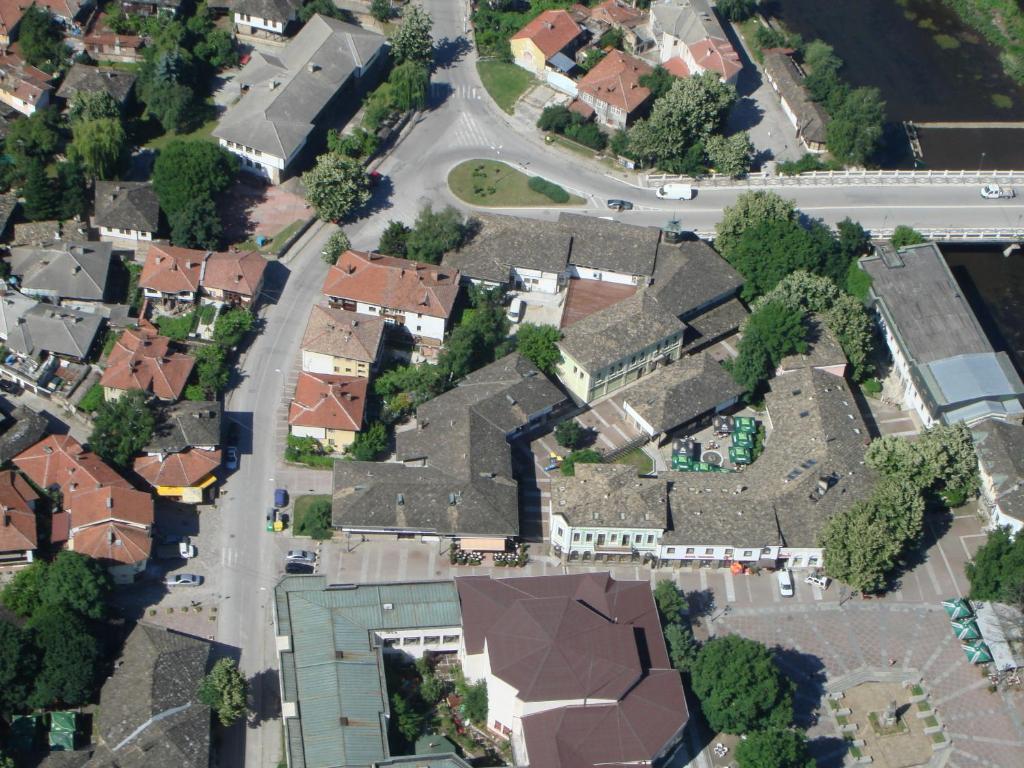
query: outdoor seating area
[{"left": 668, "top": 413, "right": 761, "bottom": 472}]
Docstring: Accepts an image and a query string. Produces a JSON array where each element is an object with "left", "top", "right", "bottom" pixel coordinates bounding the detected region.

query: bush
[
  {"left": 154, "top": 312, "right": 196, "bottom": 341},
  {"left": 527, "top": 176, "right": 570, "bottom": 203},
  {"left": 284, "top": 435, "right": 334, "bottom": 468},
  {"left": 777, "top": 153, "right": 830, "bottom": 175},
  {"left": 77, "top": 384, "right": 104, "bottom": 414},
  {"left": 294, "top": 497, "right": 334, "bottom": 540}
]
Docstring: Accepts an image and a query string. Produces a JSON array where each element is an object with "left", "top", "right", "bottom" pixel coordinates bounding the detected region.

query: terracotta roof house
[
  {"left": 139, "top": 244, "right": 205, "bottom": 304},
  {"left": 288, "top": 372, "right": 367, "bottom": 453},
  {"left": 0, "top": 470, "right": 40, "bottom": 563},
  {"left": 322, "top": 250, "right": 461, "bottom": 359},
  {"left": 83, "top": 33, "right": 145, "bottom": 64},
  {"left": 9, "top": 241, "right": 114, "bottom": 303},
  {"left": 0, "top": 50, "right": 54, "bottom": 116},
  {"left": 457, "top": 573, "right": 688, "bottom": 767},
  {"left": 576, "top": 50, "right": 652, "bottom": 129},
  {"left": 57, "top": 64, "right": 136, "bottom": 110},
  {"left": 588, "top": 0, "right": 654, "bottom": 54},
  {"left": 92, "top": 181, "right": 159, "bottom": 243},
  {"left": 201, "top": 249, "right": 268, "bottom": 308},
  {"left": 14, "top": 434, "right": 129, "bottom": 496},
  {"left": 100, "top": 327, "right": 195, "bottom": 402},
  {"left": 510, "top": 9, "right": 585, "bottom": 76},
  {"left": 649, "top": 0, "right": 742, "bottom": 83},
  {"left": 0, "top": 0, "right": 25, "bottom": 49},
  {"left": 300, "top": 304, "right": 384, "bottom": 378},
  {"left": 134, "top": 449, "right": 220, "bottom": 504},
  {"left": 66, "top": 483, "right": 153, "bottom": 581},
  {"left": 86, "top": 623, "right": 212, "bottom": 768}
]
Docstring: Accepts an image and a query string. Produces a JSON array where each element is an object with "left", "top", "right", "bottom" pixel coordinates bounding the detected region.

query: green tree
[
  {"left": 561, "top": 449, "right": 602, "bottom": 476},
  {"left": 322, "top": 230, "right": 351, "bottom": 265},
  {"left": 371, "top": 0, "right": 392, "bottom": 23},
  {"left": 198, "top": 658, "right": 249, "bottom": 726},
  {"left": 691, "top": 635, "right": 794, "bottom": 734},
  {"left": 347, "top": 422, "right": 388, "bottom": 461},
  {"left": 6, "top": 107, "right": 62, "bottom": 168},
  {"left": 515, "top": 323, "right": 561, "bottom": 374},
  {"left": 728, "top": 301, "right": 808, "bottom": 392},
  {"left": 194, "top": 344, "right": 230, "bottom": 396},
  {"left": 70, "top": 117, "right": 126, "bottom": 179},
  {"left": 153, "top": 139, "right": 236, "bottom": 218},
  {"left": 705, "top": 132, "right": 754, "bottom": 177},
  {"left": 821, "top": 500, "right": 901, "bottom": 593},
  {"left": 836, "top": 217, "right": 871, "bottom": 263},
  {"left": 194, "top": 28, "right": 238, "bottom": 69},
  {"left": 42, "top": 551, "right": 111, "bottom": 620},
  {"left": 69, "top": 90, "right": 121, "bottom": 123},
  {"left": 169, "top": 197, "right": 223, "bottom": 249},
  {"left": 391, "top": 6, "right": 434, "bottom": 65},
  {"left": 715, "top": 191, "right": 797, "bottom": 257},
  {"left": 143, "top": 80, "right": 196, "bottom": 133},
  {"left": 19, "top": 6, "right": 68, "bottom": 70},
  {"left": 653, "top": 580, "right": 688, "bottom": 625},
  {"left": 405, "top": 204, "right": 467, "bottom": 264},
  {"left": 966, "top": 527, "right": 1024, "bottom": 601},
  {"left": 90, "top": 390, "right": 155, "bottom": 468},
  {"left": 0, "top": 621, "right": 36, "bottom": 713},
  {"left": 20, "top": 159, "right": 60, "bottom": 221},
  {"left": 437, "top": 294, "right": 511, "bottom": 381},
  {"left": 58, "top": 160, "right": 90, "bottom": 221},
  {"left": 28, "top": 608, "right": 100, "bottom": 708},
  {"left": 374, "top": 363, "right": 444, "bottom": 414},
  {"left": 454, "top": 673, "right": 488, "bottom": 726},
  {"left": 0, "top": 560, "right": 48, "bottom": 617},
  {"left": 415, "top": 657, "right": 444, "bottom": 704},
  {"left": 891, "top": 225, "right": 926, "bottom": 249},
  {"left": 803, "top": 40, "right": 844, "bottom": 106},
  {"left": 865, "top": 423, "right": 979, "bottom": 497},
  {"left": 827, "top": 86, "right": 886, "bottom": 166},
  {"left": 664, "top": 623, "right": 701, "bottom": 673},
  {"left": 302, "top": 153, "right": 371, "bottom": 222},
  {"left": 554, "top": 419, "right": 584, "bottom": 450},
  {"left": 298, "top": 0, "right": 346, "bottom": 22},
  {"left": 639, "top": 65, "right": 675, "bottom": 100},
  {"left": 379, "top": 220, "right": 412, "bottom": 256},
  {"left": 391, "top": 693, "right": 424, "bottom": 741},
  {"left": 294, "top": 496, "right": 333, "bottom": 539},
  {"left": 213, "top": 308, "right": 254, "bottom": 349},
  {"left": 735, "top": 728, "right": 815, "bottom": 768},
  {"left": 389, "top": 60, "right": 430, "bottom": 111}
]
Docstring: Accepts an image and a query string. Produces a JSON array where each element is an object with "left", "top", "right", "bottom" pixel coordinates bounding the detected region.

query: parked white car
[
  {"left": 777, "top": 568, "right": 795, "bottom": 597},
  {"left": 655, "top": 183, "right": 696, "bottom": 200},
  {"left": 981, "top": 184, "right": 1015, "bottom": 199}
]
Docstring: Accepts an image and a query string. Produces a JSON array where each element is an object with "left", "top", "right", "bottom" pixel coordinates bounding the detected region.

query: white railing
[
  {"left": 643, "top": 169, "right": 1024, "bottom": 189},
  {"left": 690, "top": 227, "right": 1024, "bottom": 242}
]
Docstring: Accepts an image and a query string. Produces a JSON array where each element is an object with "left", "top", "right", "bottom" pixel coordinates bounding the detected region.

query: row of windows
[
  {"left": 225, "top": 140, "right": 263, "bottom": 158},
  {"left": 383, "top": 634, "right": 460, "bottom": 647},
  {"left": 598, "top": 336, "right": 680, "bottom": 378},
  {"left": 569, "top": 531, "right": 657, "bottom": 546}
]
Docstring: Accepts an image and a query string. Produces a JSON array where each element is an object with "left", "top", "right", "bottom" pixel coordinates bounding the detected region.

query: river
[{"left": 766, "top": 0, "right": 1024, "bottom": 169}]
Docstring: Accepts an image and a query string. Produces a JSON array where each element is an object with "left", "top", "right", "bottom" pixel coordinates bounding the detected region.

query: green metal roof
[
  {"left": 276, "top": 578, "right": 461, "bottom": 768},
  {"left": 374, "top": 756, "right": 472, "bottom": 768}
]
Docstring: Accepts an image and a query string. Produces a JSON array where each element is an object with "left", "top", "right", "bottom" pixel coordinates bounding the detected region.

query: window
[
  {"left": 585, "top": 533, "right": 593, "bottom": 543},
  {"left": 685, "top": 547, "right": 695, "bottom": 555},
  {"left": 556, "top": 526, "right": 564, "bottom": 537},
  {"left": 704, "top": 548, "right": 713, "bottom": 555},
  {"left": 572, "top": 532, "right": 580, "bottom": 542},
  {"left": 416, "top": 325, "right": 421, "bottom": 332},
  {"left": 646, "top": 534, "right": 654, "bottom": 544},
  {"left": 610, "top": 533, "right": 618, "bottom": 542},
  {"left": 402, "top": 637, "right": 421, "bottom": 646},
  {"left": 808, "top": 556, "right": 819, "bottom": 566},
  {"left": 442, "top": 635, "right": 460, "bottom": 644},
  {"left": 423, "top": 636, "right": 440, "bottom": 645},
  {"left": 573, "top": 365, "right": 578, "bottom": 374},
  {"left": 743, "top": 550, "right": 753, "bottom": 558},
  {"left": 724, "top": 549, "right": 734, "bottom": 558},
  {"left": 666, "top": 547, "right": 676, "bottom": 554}
]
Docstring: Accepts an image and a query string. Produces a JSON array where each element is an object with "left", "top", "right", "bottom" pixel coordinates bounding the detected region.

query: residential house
[
  {"left": 214, "top": 14, "right": 386, "bottom": 183},
  {"left": 274, "top": 578, "right": 464, "bottom": 768},
  {"left": 0, "top": 289, "right": 36, "bottom": 345},
  {"left": 861, "top": 242, "right": 1024, "bottom": 427},
  {"left": 575, "top": 49, "right": 652, "bottom": 129},
  {"left": 134, "top": 400, "right": 221, "bottom": 503},
  {"left": 510, "top": 9, "right": 585, "bottom": 77},
  {"left": 621, "top": 352, "right": 744, "bottom": 444},
  {"left": 972, "top": 419, "right": 1024, "bottom": 534},
  {"left": 332, "top": 353, "right": 566, "bottom": 545},
  {"left": 587, "top": 0, "right": 654, "bottom": 54},
  {"left": 9, "top": 241, "right": 115, "bottom": 303},
  {"left": 0, "top": 50, "right": 54, "bottom": 115},
  {"left": 761, "top": 50, "right": 830, "bottom": 153},
  {"left": 83, "top": 34, "right": 145, "bottom": 64},
  {"left": 233, "top": 0, "right": 301, "bottom": 36},
  {"left": 0, "top": 0, "right": 25, "bottom": 52},
  {"left": 92, "top": 182, "right": 159, "bottom": 243},
  {"left": 14, "top": 434, "right": 129, "bottom": 496},
  {"left": 557, "top": 290, "right": 687, "bottom": 403},
  {"left": 322, "top": 250, "right": 461, "bottom": 359},
  {"left": 85, "top": 623, "right": 212, "bottom": 768},
  {"left": 288, "top": 372, "right": 368, "bottom": 452},
  {"left": 649, "top": 0, "right": 741, "bottom": 83},
  {"left": 100, "top": 327, "right": 195, "bottom": 402},
  {"left": 200, "top": 249, "right": 268, "bottom": 308},
  {"left": 56, "top": 64, "right": 137, "bottom": 112},
  {"left": 4, "top": 303, "right": 104, "bottom": 377},
  {"left": 457, "top": 573, "right": 688, "bottom": 767},
  {"left": 139, "top": 244, "right": 204, "bottom": 305},
  {"left": 66, "top": 483, "right": 154, "bottom": 583},
  {"left": 0, "top": 405, "right": 48, "bottom": 467},
  {"left": 300, "top": 304, "right": 385, "bottom": 377},
  {"left": 550, "top": 464, "right": 668, "bottom": 562},
  {"left": 35, "top": 0, "right": 94, "bottom": 27},
  {"left": 120, "top": 0, "right": 182, "bottom": 16},
  {"left": 0, "top": 470, "right": 39, "bottom": 564}
]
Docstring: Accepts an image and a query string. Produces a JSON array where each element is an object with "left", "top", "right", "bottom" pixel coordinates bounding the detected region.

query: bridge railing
[
  {"left": 642, "top": 169, "right": 1024, "bottom": 189},
  {"left": 689, "top": 227, "right": 1024, "bottom": 242}
]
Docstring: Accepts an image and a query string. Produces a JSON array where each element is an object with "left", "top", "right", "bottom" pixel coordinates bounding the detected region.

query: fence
[
  {"left": 688, "top": 227, "right": 1024, "bottom": 243},
  {"left": 642, "top": 169, "right": 1024, "bottom": 189}
]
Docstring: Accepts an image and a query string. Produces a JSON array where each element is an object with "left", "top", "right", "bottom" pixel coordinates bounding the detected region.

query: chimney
[
  {"left": 1, "top": 507, "right": 8, "bottom": 526},
  {"left": 308, "top": 62, "right": 320, "bottom": 73},
  {"left": 106, "top": 495, "right": 113, "bottom": 508},
  {"left": 269, "top": 79, "right": 279, "bottom": 90}
]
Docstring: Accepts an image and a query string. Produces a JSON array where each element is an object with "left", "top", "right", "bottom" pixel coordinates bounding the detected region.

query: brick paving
[{"left": 217, "top": 179, "right": 311, "bottom": 244}]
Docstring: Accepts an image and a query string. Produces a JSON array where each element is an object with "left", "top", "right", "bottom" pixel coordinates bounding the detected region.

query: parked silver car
[{"left": 165, "top": 573, "right": 203, "bottom": 587}]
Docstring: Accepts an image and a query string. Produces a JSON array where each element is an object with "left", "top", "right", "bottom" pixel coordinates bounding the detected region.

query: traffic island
[{"left": 448, "top": 160, "right": 586, "bottom": 207}]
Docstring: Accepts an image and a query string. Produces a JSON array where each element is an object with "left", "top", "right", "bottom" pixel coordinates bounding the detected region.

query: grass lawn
[
  {"left": 614, "top": 448, "right": 654, "bottom": 475},
  {"left": 448, "top": 160, "right": 584, "bottom": 207},
  {"left": 144, "top": 113, "right": 220, "bottom": 152},
  {"left": 476, "top": 60, "right": 534, "bottom": 114},
  {"left": 293, "top": 494, "right": 333, "bottom": 539}
]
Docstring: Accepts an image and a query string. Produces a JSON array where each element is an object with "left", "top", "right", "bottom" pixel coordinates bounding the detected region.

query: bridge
[
  {"left": 686, "top": 226, "right": 1024, "bottom": 244},
  {"left": 642, "top": 169, "right": 1024, "bottom": 190}
]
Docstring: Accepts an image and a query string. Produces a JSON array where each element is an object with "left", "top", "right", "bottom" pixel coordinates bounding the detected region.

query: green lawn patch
[
  {"left": 144, "top": 112, "right": 220, "bottom": 152},
  {"left": 917, "top": 700, "right": 931, "bottom": 711},
  {"left": 614, "top": 448, "right": 654, "bottom": 475},
  {"left": 78, "top": 384, "right": 105, "bottom": 414},
  {"left": 911, "top": 684, "right": 924, "bottom": 696},
  {"left": 931, "top": 732, "right": 946, "bottom": 743},
  {"left": 924, "top": 715, "right": 939, "bottom": 728},
  {"left": 849, "top": 745, "right": 862, "bottom": 758},
  {"left": 448, "top": 160, "right": 584, "bottom": 207},
  {"left": 293, "top": 495, "right": 333, "bottom": 540},
  {"left": 869, "top": 710, "right": 908, "bottom": 736},
  {"left": 154, "top": 312, "right": 197, "bottom": 341},
  {"left": 836, "top": 714, "right": 849, "bottom": 726},
  {"left": 476, "top": 60, "right": 533, "bottom": 114}
]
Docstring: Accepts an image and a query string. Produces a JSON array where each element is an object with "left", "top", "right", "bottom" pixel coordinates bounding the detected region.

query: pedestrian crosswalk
[
  {"left": 447, "top": 112, "right": 495, "bottom": 149},
  {"left": 430, "top": 82, "right": 481, "bottom": 101}
]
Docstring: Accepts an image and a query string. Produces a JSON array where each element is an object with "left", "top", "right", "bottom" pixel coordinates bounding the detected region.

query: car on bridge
[{"left": 981, "top": 184, "right": 1015, "bottom": 199}]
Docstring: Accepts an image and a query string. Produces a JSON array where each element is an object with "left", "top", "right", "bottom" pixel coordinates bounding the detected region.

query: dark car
[
  {"left": 606, "top": 199, "right": 634, "bottom": 211},
  {"left": 0, "top": 378, "right": 20, "bottom": 394},
  {"left": 285, "top": 561, "right": 314, "bottom": 575}
]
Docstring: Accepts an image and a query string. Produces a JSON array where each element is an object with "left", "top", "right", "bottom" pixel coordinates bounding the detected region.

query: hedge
[{"left": 527, "top": 176, "right": 570, "bottom": 203}]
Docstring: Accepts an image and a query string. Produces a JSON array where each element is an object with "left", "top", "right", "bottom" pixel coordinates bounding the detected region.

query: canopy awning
[
  {"left": 458, "top": 537, "right": 507, "bottom": 552},
  {"left": 943, "top": 598, "right": 973, "bottom": 620},
  {"left": 962, "top": 641, "right": 993, "bottom": 664},
  {"left": 951, "top": 619, "right": 981, "bottom": 640},
  {"left": 548, "top": 52, "right": 576, "bottom": 72}
]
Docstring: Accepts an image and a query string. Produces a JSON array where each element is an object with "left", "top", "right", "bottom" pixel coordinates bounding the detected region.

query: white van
[
  {"left": 777, "top": 568, "right": 794, "bottom": 597},
  {"left": 507, "top": 296, "right": 525, "bottom": 323},
  {"left": 656, "top": 183, "right": 696, "bottom": 200}
]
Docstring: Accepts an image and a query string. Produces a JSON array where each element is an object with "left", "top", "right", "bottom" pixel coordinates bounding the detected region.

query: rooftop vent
[
  {"left": 397, "top": 493, "right": 404, "bottom": 505},
  {"left": 339, "top": 717, "right": 349, "bottom": 726},
  {"left": 382, "top": 602, "right": 394, "bottom": 610},
  {"left": 335, "top": 650, "right": 345, "bottom": 659}
]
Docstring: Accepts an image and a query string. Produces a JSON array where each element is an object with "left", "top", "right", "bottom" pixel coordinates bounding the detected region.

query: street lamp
[{"left": 978, "top": 151, "right": 986, "bottom": 175}]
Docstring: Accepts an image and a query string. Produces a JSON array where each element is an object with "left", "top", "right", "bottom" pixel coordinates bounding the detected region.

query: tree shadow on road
[
  {"left": 727, "top": 95, "right": 766, "bottom": 133},
  {"left": 808, "top": 735, "right": 850, "bottom": 768},
  {"left": 350, "top": 175, "right": 396, "bottom": 221},
  {"left": 885, "top": 509, "right": 954, "bottom": 593},
  {"left": 434, "top": 36, "right": 473, "bottom": 71},
  {"left": 771, "top": 645, "right": 828, "bottom": 729},
  {"left": 246, "top": 667, "right": 282, "bottom": 729}
]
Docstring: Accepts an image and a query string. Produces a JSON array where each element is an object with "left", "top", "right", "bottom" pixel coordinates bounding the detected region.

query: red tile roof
[
  {"left": 14, "top": 435, "right": 129, "bottom": 495},
  {"left": 568, "top": 99, "right": 595, "bottom": 119},
  {"left": 289, "top": 373, "right": 367, "bottom": 432},
  {"left": 512, "top": 10, "right": 583, "bottom": 59},
  {"left": 689, "top": 38, "right": 742, "bottom": 81},
  {"left": 134, "top": 448, "right": 221, "bottom": 489},
  {"left": 202, "top": 250, "right": 267, "bottom": 298},
  {"left": 100, "top": 327, "right": 195, "bottom": 401},
  {"left": 663, "top": 56, "right": 690, "bottom": 78},
  {"left": 139, "top": 244, "right": 204, "bottom": 295},
  {"left": 0, "top": 470, "right": 38, "bottom": 553},
  {"left": 83, "top": 33, "right": 144, "bottom": 51},
  {"left": 72, "top": 521, "right": 151, "bottom": 566},
  {"left": 0, "top": 0, "right": 26, "bottom": 41},
  {"left": 322, "top": 250, "right": 460, "bottom": 320},
  {"left": 67, "top": 484, "right": 154, "bottom": 530},
  {"left": 590, "top": 0, "right": 645, "bottom": 29},
  {"left": 0, "top": 51, "right": 53, "bottom": 108},
  {"left": 577, "top": 50, "right": 652, "bottom": 115}
]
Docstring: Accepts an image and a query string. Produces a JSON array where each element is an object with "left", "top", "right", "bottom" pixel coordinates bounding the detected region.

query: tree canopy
[
  {"left": 302, "top": 153, "right": 371, "bottom": 222},
  {"left": 736, "top": 728, "right": 815, "bottom": 768},
  {"left": 0, "top": 560, "right": 49, "bottom": 618},
  {"left": 153, "top": 139, "right": 237, "bottom": 219},
  {"left": 717, "top": 0, "right": 759, "bottom": 22},
  {"left": 170, "top": 197, "right": 223, "bottom": 249},
  {"left": 966, "top": 527, "right": 1024, "bottom": 603},
  {"left": 379, "top": 220, "right": 412, "bottom": 257},
  {"left": 405, "top": 205, "right": 469, "bottom": 264},
  {"left": 69, "top": 91, "right": 121, "bottom": 123},
  {"left": 727, "top": 300, "right": 808, "bottom": 393},
  {"left": 198, "top": 658, "right": 249, "bottom": 725},
  {"left": 0, "top": 620, "right": 38, "bottom": 715},
  {"left": 706, "top": 132, "right": 754, "bottom": 177},
  {"left": 891, "top": 225, "right": 926, "bottom": 249},
  {"left": 212, "top": 308, "right": 254, "bottom": 349},
  {"left": 27, "top": 607, "right": 100, "bottom": 708},
  {"left": 391, "top": 6, "right": 434, "bottom": 65},
  {"left": 19, "top": 6, "right": 68, "bottom": 71},
  {"left": 554, "top": 419, "right": 584, "bottom": 450},
  {"left": 691, "top": 635, "right": 794, "bottom": 734},
  {"left": 864, "top": 423, "right": 979, "bottom": 498},
  {"left": 561, "top": 449, "right": 602, "bottom": 476},
  {"left": 42, "top": 551, "right": 112, "bottom": 620},
  {"left": 70, "top": 117, "right": 126, "bottom": 180},
  {"left": 827, "top": 86, "right": 886, "bottom": 167},
  {"left": 514, "top": 323, "right": 562, "bottom": 375},
  {"left": 347, "top": 422, "right": 389, "bottom": 461},
  {"left": 90, "top": 390, "right": 156, "bottom": 468},
  {"left": 322, "top": 230, "right": 352, "bottom": 265}
]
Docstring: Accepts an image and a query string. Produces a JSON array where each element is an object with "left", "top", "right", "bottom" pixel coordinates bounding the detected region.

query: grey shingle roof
[
  {"left": 10, "top": 241, "right": 114, "bottom": 302},
  {"left": 0, "top": 191, "right": 17, "bottom": 236},
  {"left": 558, "top": 290, "right": 686, "bottom": 371},
  {"left": 233, "top": 0, "right": 300, "bottom": 21},
  {"left": 443, "top": 213, "right": 572, "bottom": 283},
  {"left": 551, "top": 463, "right": 668, "bottom": 528},
  {"left": 57, "top": 63, "right": 136, "bottom": 105},
  {"left": 86, "top": 623, "right": 212, "bottom": 768},
  {"left": 0, "top": 405, "right": 48, "bottom": 465},
  {"left": 145, "top": 401, "right": 222, "bottom": 453},
  {"left": 621, "top": 353, "right": 743, "bottom": 435},
  {"left": 0, "top": 289, "right": 35, "bottom": 340},
  {"left": 778, "top": 314, "right": 847, "bottom": 373},
  {"left": 214, "top": 15, "right": 385, "bottom": 159},
  {"left": 558, "top": 213, "right": 662, "bottom": 276},
  {"left": 5, "top": 303, "right": 103, "bottom": 360},
  {"left": 93, "top": 182, "right": 160, "bottom": 234},
  {"left": 648, "top": 239, "right": 743, "bottom": 318},
  {"left": 761, "top": 51, "right": 830, "bottom": 145},
  {"left": 651, "top": 0, "right": 728, "bottom": 45}
]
